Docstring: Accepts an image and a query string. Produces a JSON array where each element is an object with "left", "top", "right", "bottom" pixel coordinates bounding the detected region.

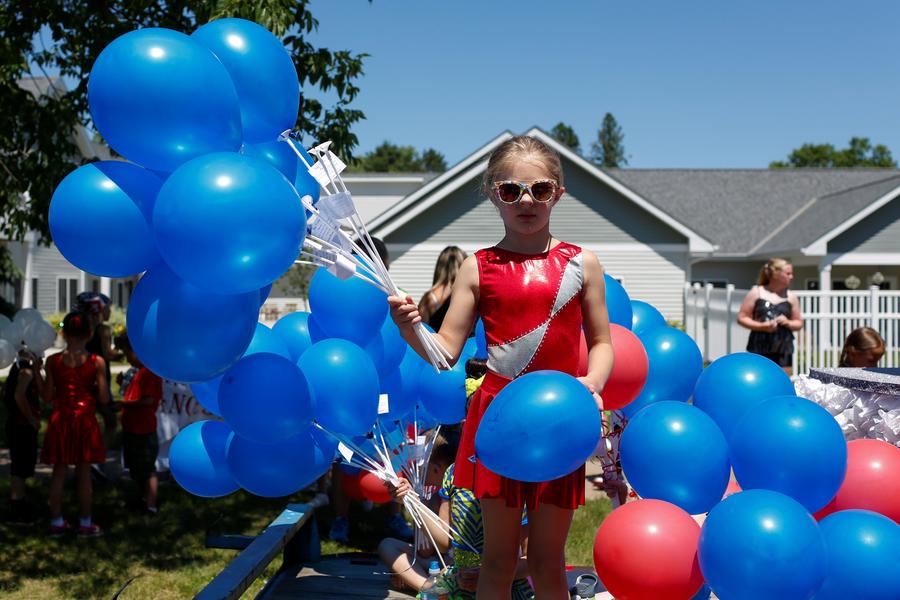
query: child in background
[
  {"left": 117, "top": 333, "right": 163, "bottom": 515},
  {"left": 390, "top": 135, "right": 614, "bottom": 599},
  {"left": 41, "top": 311, "right": 108, "bottom": 537},
  {"left": 3, "top": 348, "right": 43, "bottom": 525},
  {"left": 839, "top": 327, "right": 886, "bottom": 368}
]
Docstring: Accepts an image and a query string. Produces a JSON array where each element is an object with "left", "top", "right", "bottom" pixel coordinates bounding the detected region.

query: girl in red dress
[
  {"left": 390, "top": 136, "right": 613, "bottom": 599},
  {"left": 41, "top": 311, "right": 109, "bottom": 537}
]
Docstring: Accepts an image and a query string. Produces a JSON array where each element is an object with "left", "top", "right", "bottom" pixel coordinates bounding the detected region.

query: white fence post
[
  {"left": 725, "top": 284, "right": 735, "bottom": 355},
  {"left": 703, "top": 283, "right": 713, "bottom": 364},
  {"left": 692, "top": 282, "right": 701, "bottom": 342},
  {"left": 870, "top": 285, "right": 880, "bottom": 330}
]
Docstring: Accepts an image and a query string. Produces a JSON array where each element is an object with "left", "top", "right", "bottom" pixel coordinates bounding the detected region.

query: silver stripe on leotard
[{"left": 487, "top": 252, "right": 584, "bottom": 378}]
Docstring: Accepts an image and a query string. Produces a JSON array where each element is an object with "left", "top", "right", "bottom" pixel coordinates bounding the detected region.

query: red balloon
[
  {"left": 577, "top": 329, "right": 589, "bottom": 377},
  {"left": 723, "top": 479, "right": 742, "bottom": 499},
  {"left": 594, "top": 499, "right": 704, "bottom": 600},
  {"left": 340, "top": 470, "right": 365, "bottom": 501},
  {"left": 600, "top": 324, "right": 649, "bottom": 410},
  {"left": 357, "top": 471, "right": 393, "bottom": 504},
  {"left": 814, "top": 439, "right": 900, "bottom": 523}
]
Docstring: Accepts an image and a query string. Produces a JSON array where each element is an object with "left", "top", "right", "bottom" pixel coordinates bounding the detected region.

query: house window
[
  {"left": 57, "top": 277, "right": 79, "bottom": 311},
  {"left": 31, "top": 278, "right": 38, "bottom": 308}
]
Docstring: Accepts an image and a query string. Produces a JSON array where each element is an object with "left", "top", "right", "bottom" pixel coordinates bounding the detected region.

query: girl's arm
[
  {"left": 513, "top": 528, "right": 529, "bottom": 579},
  {"left": 389, "top": 256, "right": 478, "bottom": 367},
  {"left": 389, "top": 479, "right": 451, "bottom": 552},
  {"left": 417, "top": 290, "right": 437, "bottom": 324},
  {"left": 14, "top": 368, "right": 40, "bottom": 430},
  {"left": 579, "top": 250, "right": 615, "bottom": 404},
  {"left": 41, "top": 361, "right": 55, "bottom": 405},
  {"left": 95, "top": 356, "right": 109, "bottom": 405}
]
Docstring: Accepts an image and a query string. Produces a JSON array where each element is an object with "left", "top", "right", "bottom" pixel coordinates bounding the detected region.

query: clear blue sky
[{"left": 305, "top": 0, "right": 899, "bottom": 168}]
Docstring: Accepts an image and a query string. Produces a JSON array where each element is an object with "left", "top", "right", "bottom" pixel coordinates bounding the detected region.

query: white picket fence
[{"left": 684, "top": 283, "right": 900, "bottom": 374}]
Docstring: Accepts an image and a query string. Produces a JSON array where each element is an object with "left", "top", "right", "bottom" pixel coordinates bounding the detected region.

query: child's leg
[
  {"left": 145, "top": 473, "right": 158, "bottom": 509},
  {"left": 478, "top": 498, "right": 523, "bottom": 599},
  {"left": 48, "top": 464, "right": 68, "bottom": 519},
  {"left": 526, "top": 503, "right": 575, "bottom": 600},
  {"left": 377, "top": 538, "right": 428, "bottom": 591},
  {"left": 10, "top": 476, "right": 26, "bottom": 501},
  {"left": 75, "top": 463, "right": 93, "bottom": 520}
]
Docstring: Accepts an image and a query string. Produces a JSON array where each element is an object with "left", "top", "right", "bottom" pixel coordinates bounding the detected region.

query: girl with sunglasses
[{"left": 389, "top": 135, "right": 613, "bottom": 600}]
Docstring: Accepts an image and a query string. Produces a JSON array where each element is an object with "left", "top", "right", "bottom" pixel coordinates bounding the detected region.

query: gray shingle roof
[{"left": 605, "top": 169, "right": 900, "bottom": 255}]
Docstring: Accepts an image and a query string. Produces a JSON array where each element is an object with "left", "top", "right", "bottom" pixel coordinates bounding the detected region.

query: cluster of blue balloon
[
  {"left": 49, "top": 19, "right": 321, "bottom": 384},
  {"left": 613, "top": 315, "right": 898, "bottom": 597},
  {"left": 169, "top": 267, "right": 485, "bottom": 498}
]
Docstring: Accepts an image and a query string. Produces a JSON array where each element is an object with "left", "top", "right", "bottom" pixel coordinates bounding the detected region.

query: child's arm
[
  {"left": 40, "top": 361, "right": 55, "bottom": 405},
  {"left": 579, "top": 250, "right": 614, "bottom": 406},
  {"left": 513, "top": 529, "right": 529, "bottom": 579},
  {"left": 95, "top": 356, "right": 109, "bottom": 405},
  {"left": 14, "top": 368, "right": 40, "bottom": 430},
  {"left": 388, "top": 255, "right": 478, "bottom": 367}
]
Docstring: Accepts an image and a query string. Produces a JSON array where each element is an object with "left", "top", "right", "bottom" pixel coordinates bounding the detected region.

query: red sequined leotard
[
  {"left": 40, "top": 353, "right": 105, "bottom": 465},
  {"left": 454, "top": 242, "right": 586, "bottom": 509}
]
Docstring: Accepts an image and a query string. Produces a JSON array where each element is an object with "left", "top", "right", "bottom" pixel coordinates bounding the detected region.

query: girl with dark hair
[{"left": 41, "top": 311, "right": 109, "bottom": 537}]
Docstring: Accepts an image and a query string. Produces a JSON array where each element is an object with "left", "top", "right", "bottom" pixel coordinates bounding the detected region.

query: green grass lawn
[{"left": 0, "top": 469, "right": 611, "bottom": 599}]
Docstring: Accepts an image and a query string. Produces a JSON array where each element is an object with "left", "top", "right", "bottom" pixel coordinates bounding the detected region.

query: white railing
[
  {"left": 258, "top": 297, "right": 309, "bottom": 325},
  {"left": 684, "top": 283, "right": 900, "bottom": 374}
]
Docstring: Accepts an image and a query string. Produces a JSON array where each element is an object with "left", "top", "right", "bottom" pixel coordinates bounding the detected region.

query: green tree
[
  {"left": 590, "top": 113, "right": 628, "bottom": 167},
  {"left": 0, "top": 1, "right": 367, "bottom": 282},
  {"left": 550, "top": 122, "right": 581, "bottom": 154},
  {"left": 350, "top": 142, "right": 447, "bottom": 172},
  {"left": 770, "top": 137, "right": 896, "bottom": 168}
]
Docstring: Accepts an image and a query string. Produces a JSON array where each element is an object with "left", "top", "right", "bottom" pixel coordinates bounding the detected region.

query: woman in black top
[
  {"left": 737, "top": 258, "right": 804, "bottom": 376},
  {"left": 418, "top": 246, "right": 467, "bottom": 331}
]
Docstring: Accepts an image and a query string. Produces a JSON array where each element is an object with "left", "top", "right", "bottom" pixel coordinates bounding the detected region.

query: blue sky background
[{"left": 305, "top": 0, "right": 899, "bottom": 168}]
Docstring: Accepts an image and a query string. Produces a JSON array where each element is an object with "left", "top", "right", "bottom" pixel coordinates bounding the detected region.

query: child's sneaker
[
  {"left": 49, "top": 521, "right": 72, "bottom": 538},
  {"left": 385, "top": 513, "right": 414, "bottom": 541},
  {"left": 77, "top": 523, "right": 103, "bottom": 538}
]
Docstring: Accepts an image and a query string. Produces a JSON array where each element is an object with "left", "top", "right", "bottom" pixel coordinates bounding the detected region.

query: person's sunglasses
[{"left": 493, "top": 180, "right": 558, "bottom": 204}]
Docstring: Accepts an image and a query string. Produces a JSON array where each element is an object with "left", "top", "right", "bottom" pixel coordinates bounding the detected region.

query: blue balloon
[
  {"left": 815, "top": 510, "right": 900, "bottom": 600},
  {"left": 621, "top": 402, "right": 730, "bottom": 514},
  {"left": 190, "top": 323, "right": 292, "bottom": 415},
  {"left": 691, "top": 585, "right": 711, "bottom": 600},
  {"left": 192, "top": 18, "right": 299, "bottom": 144},
  {"left": 730, "top": 395, "right": 847, "bottom": 513},
  {"left": 461, "top": 338, "right": 477, "bottom": 361},
  {"left": 413, "top": 403, "right": 440, "bottom": 431},
  {"left": 604, "top": 274, "right": 633, "bottom": 329},
  {"left": 380, "top": 348, "right": 427, "bottom": 421},
  {"left": 308, "top": 267, "right": 388, "bottom": 346},
  {"left": 169, "top": 421, "right": 238, "bottom": 497},
  {"left": 298, "top": 339, "right": 380, "bottom": 436},
  {"left": 307, "top": 314, "right": 328, "bottom": 344},
  {"left": 191, "top": 378, "right": 222, "bottom": 416},
  {"left": 272, "top": 311, "right": 314, "bottom": 362},
  {"left": 258, "top": 283, "right": 273, "bottom": 308},
  {"left": 243, "top": 140, "right": 298, "bottom": 181},
  {"left": 630, "top": 300, "right": 667, "bottom": 335},
  {"left": 219, "top": 353, "right": 313, "bottom": 443},
  {"left": 475, "top": 371, "right": 600, "bottom": 482},
  {"left": 88, "top": 28, "right": 241, "bottom": 171},
  {"left": 126, "top": 263, "right": 257, "bottom": 382},
  {"left": 417, "top": 357, "right": 467, "bottom": 425},
  {"left": 693, "top": 352, "right": 795, "bottom": 440},
  {"left": 153, "top": 152, "right": 305, "bottom": 294},
  {"left": 49, "top": 161, "right": 161, "bottom": 277},
  {"left": 226, "top": 428, "right": 333, "bottom": 497},
  {"left": 699, "top": 490, "right": 826, "bottom": 600},
  {"left": 623, "top": 326, "right": 702, "bottom": 419},
  {"left": 365, "top": 313, "right": 409, "bottom": 379},
  {"left": 474, "top": 318, "right": 487, "bottom": 359}
]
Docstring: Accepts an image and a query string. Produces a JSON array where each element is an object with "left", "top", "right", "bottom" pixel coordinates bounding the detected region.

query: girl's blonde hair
[
  {"left": 482, "top": 135, "right": 564, "bottom": 199},
  {"left": 839, "top": 327, "right": 885, "bottom": 367},
  {"left": 431, "top": 246, "right": 467, "bottom": 288},
  {"left": 757, "top": 258, "right": 791, "bottom": 286}
]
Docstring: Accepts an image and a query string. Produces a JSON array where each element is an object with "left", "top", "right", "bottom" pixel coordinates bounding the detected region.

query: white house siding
[
  {"left": 828, "top": 196, "right": 900, "bottom": 255},
  {"left": 31, "top": 243, "right": 83, "bottom": 314}
]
